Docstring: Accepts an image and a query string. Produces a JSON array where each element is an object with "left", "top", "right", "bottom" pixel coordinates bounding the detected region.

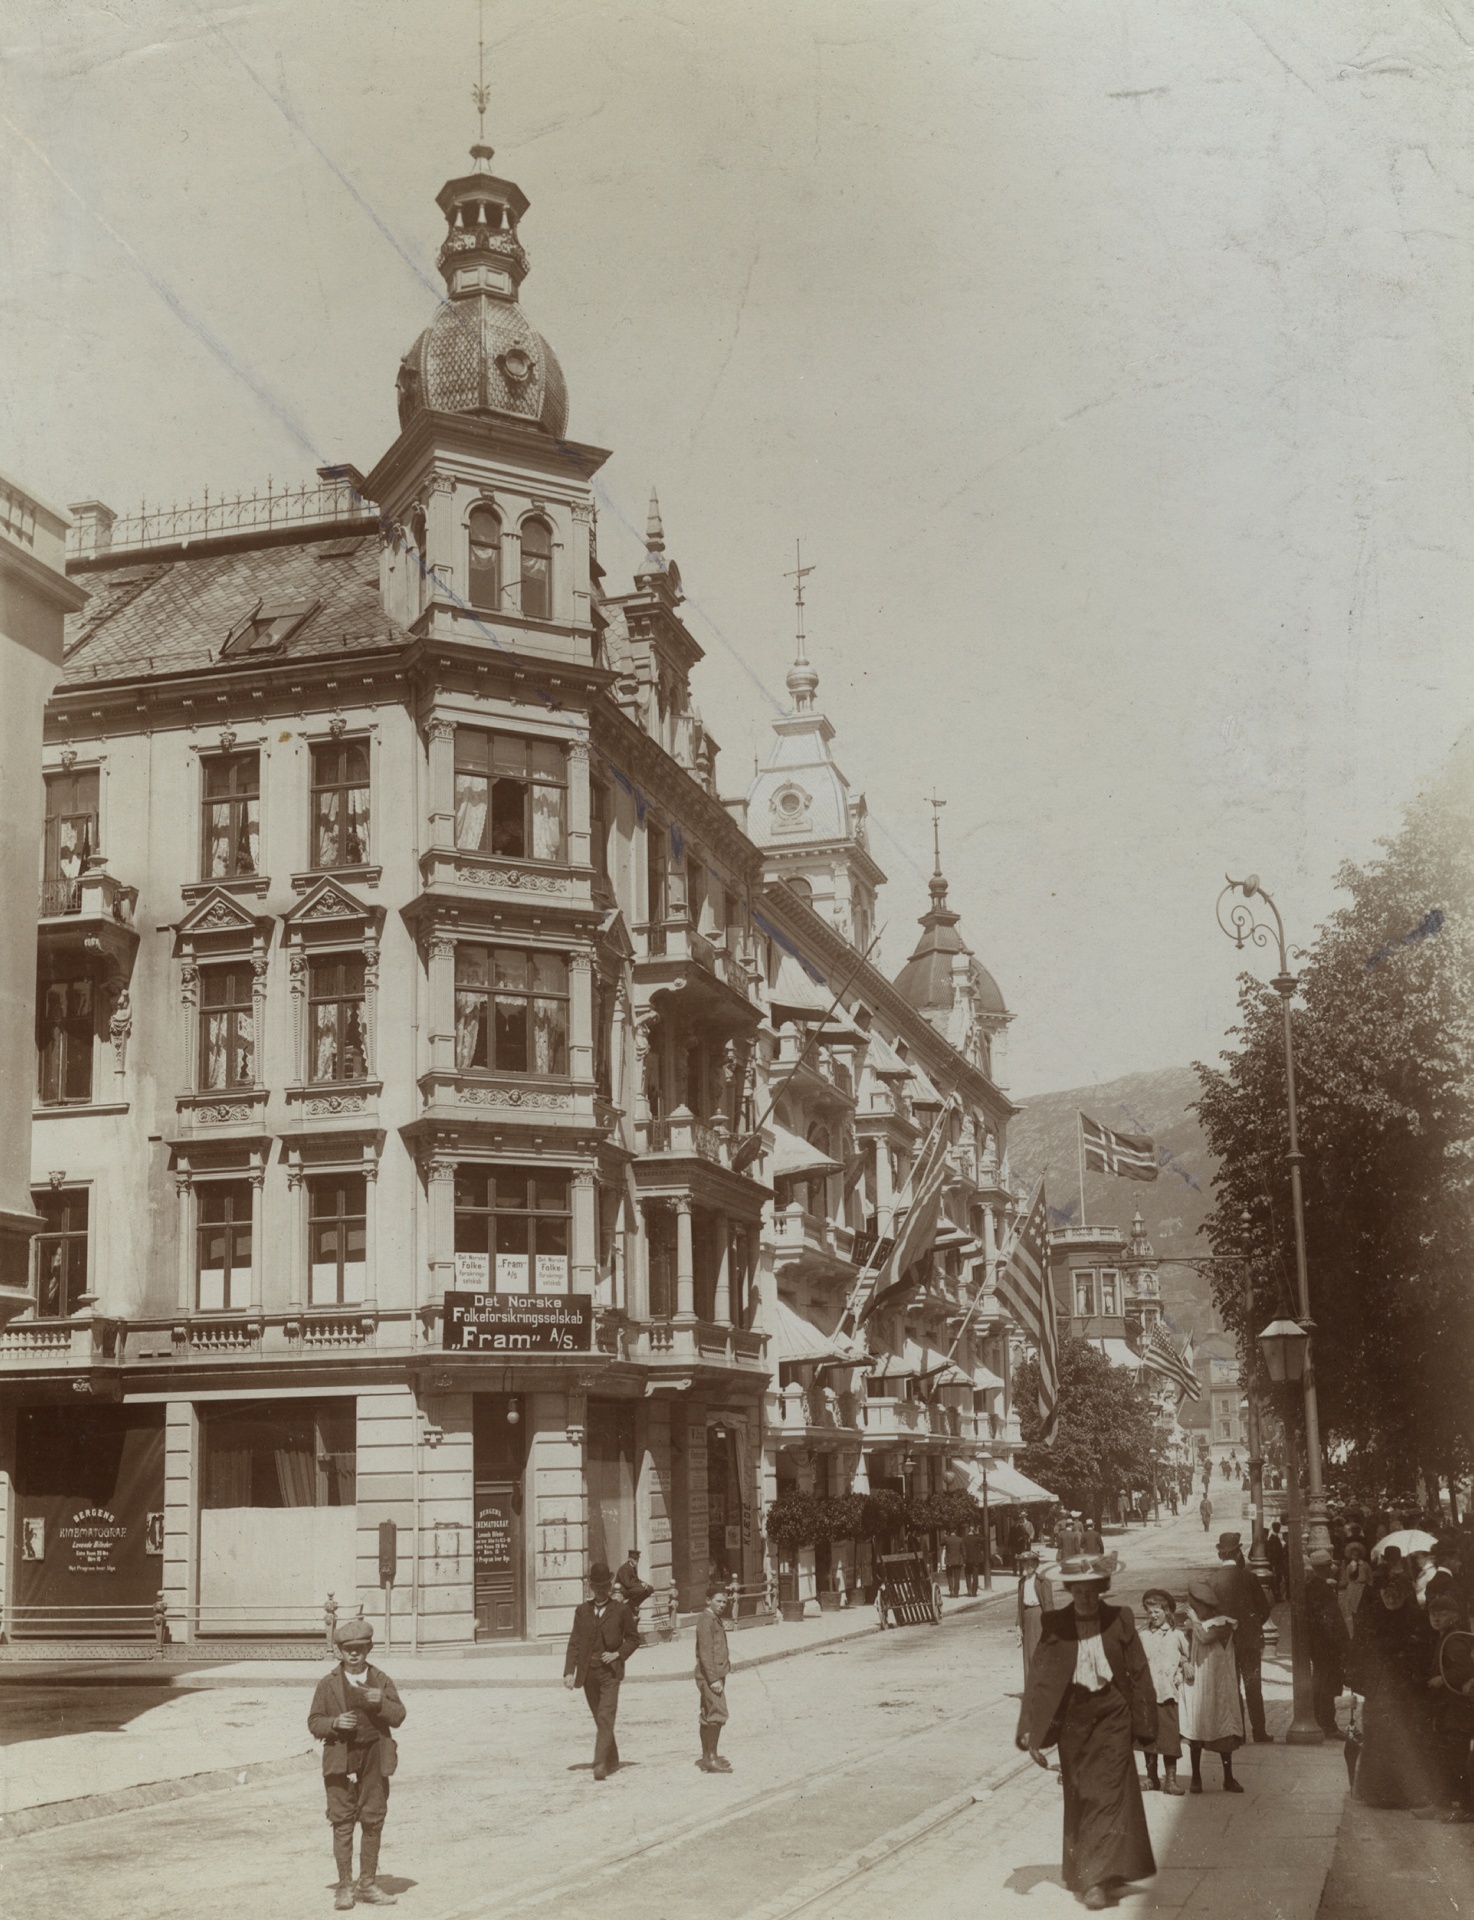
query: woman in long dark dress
[
  {"left": 1017, "top": 1555, "right": 1158, "bottom": 1911},
  {"left": 1346, "top": 1568, "right": 1437, "bottom": 1808}
]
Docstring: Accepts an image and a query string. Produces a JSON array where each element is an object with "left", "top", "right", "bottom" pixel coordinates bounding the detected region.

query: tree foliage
[
  {"left": 1194, "top": 737, "right": 1474, "bottom": 1495},
  {"left": 1014, "top": 1338, "right": 1157, "bottom": 1512}
]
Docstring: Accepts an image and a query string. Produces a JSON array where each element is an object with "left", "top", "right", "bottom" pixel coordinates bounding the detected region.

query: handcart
[{"left": 874, "top": 1551, "right": 941, "bottom": 1629}]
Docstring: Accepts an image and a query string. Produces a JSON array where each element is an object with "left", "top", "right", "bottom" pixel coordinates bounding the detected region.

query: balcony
[
  {"left": 0, "top": 1310, "right": 412, "bottom": 1374},
  {"left": 416, "top": 842, "right": 593, "bottom": 915},
  {"left": 633, "top": 920, "right": 760, "bottom": 1029},
  {"left": 771, "top": 1380, "right": 864, "bottom": 1447},
  {"left": 623, "top": 1316, "right": 769, "bottom": 1381},
  {"left": 37, "top": 855, "right": 139, "bottom": 979},
  {"left": 771, "top": 1204, "right": 858, "bottom": 1280}
]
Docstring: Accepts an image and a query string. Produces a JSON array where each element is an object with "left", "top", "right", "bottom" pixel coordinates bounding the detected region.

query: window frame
[
  {"left": 452, "top": 727, "right": 568, "bottom": 864},
  {"left": 453, "top": 943, "right": 570, "bottom": 1078},
  {"left": 198, "top": 961, "right": 257, "bottom": 1091},
  {"left": 306, "top": 1173, "right": 368, "bottom": 1308},
  {"left": 31, "top": 1186, "right": 90, "bottom": 1318},
  {"left": 195, "top": 1180, "right": 254, "bottom": 1313},
  {"left": 467, "top": 502, "right": 502, "bottom": 612},
  {"left": 309, "top": 738, "right": 371, "bottom": 872},
  {"left": 41, "top": 767, "right": 100, "bottom": 915},
  {"left": 518, "top": 515, "right": 553, "bottom": 620},
  {"left": 453, "top": 1165, "right": 571, "bottom": 1295},
  {"left": 36, "top": 973, "right": 96, "bottom": 1106},
  {"left": 307, "top": 951, "right": 368, "bottom": 1085},
  {"left": 200, "top": 751, "right": 262, "bottom": 881}
]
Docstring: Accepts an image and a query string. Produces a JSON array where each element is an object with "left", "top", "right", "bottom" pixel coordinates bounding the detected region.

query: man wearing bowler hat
[
  {"left": 307, "top": 1614, "right": 406, "bottom": 1910},
  {"left": 564, "top": 1560, "right": 641, "bottom": 1779},
  {"left": 1216, "top": 1530, "right": 1273, "bottom": 1742}
]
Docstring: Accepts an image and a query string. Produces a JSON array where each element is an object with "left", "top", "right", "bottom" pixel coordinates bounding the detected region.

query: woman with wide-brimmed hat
[
  {"left": 1346, "top": 1566, "right": 1438, "bottom": 1808},
  {"left": 1016, "top": 1554, "right": 1158, "bottom": 1911},
  {"left": 1179, "top": 1570, "right": 1245, "bottom": 1793}
]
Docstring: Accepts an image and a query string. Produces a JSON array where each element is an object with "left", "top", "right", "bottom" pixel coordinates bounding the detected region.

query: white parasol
[{"left": 1371, "top": 1528, "right": 1437, "bottom": 1560}]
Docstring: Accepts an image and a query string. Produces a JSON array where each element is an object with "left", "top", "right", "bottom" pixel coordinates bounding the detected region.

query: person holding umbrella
[{"left": 1016, "top": 1555, "right": 1158, "bottom": 1912}]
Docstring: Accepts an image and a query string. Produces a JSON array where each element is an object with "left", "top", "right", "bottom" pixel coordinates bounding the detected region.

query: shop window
[
  {"left": 310, "top": 740, "right": 370, "bottom": 869},
  {"left": 201, "top": 752, "right": 260, "bottom": 879},
  {"left": 197, "top": 1181, "right": 253, "bottom": 1311},
  {"left": 36, "top": 976, "right": 94, "bottom": 1105},
  {"left": 519, "top": 516, "right": 552, "bottom": 620},
  {"left": 453, "top": 728, "right": 566, "bottom": 861},
  {"left": 201, "top": 1398, "right": 355, "bottom": 1507},
  {"left": 308, "top": 1175, "right": 366, "bottom": 1306},
  {"left": 32, "top": 1188, "right": 89, "bottom": 1317},
  {"left": 468, "top": 504, "right": 501, "bottom": 611},
  {"left": 454, "top": 945, "right": 568, "bottom": 1076},
  {"left": 199, "top": 964, "right": 255, "bottom": 1089},
  {"left": 308, "top": 953, "right": 367, "bottom": 1082},
  {"left": 454, "top": 1166, "right": 570, "bottom": 1293},
  {"left": 41, "top": 768, "right": 98, "bottom": 915}
]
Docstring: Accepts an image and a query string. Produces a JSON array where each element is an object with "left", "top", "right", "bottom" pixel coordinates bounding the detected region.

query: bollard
[
  {"left": 153, "top": 1591, "right": 170, "bottom": 1655},
  {"left": 324, "top": 1591, "right": 338, "bottom": 1653}
]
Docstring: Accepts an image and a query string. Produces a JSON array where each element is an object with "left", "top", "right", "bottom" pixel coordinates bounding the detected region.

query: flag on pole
[
  {"left": 994, "top": 1178, "right": 1061, "bottom": 1443},
  {"left": 1139, "top": 1323, "right": 1202, "bottom": 1401},
  {"left": 1079, "top": 1112, "right": 1159, "bottom": 1182},
  {"left": 855, "top": 1121, "right": 952, "bottom": 1326}
]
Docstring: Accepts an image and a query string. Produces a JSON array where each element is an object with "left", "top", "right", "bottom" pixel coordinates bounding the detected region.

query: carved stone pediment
[
  {"left": 175, "top": 887, "right": 265, "bottom": 942},
  {"left": 281, "top": 876, "right": 384, "bottom": 933}
]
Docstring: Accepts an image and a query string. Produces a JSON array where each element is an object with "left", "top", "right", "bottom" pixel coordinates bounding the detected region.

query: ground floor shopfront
[{"left": 0, "top": 1364, "right": 766, "bottom": 1644}]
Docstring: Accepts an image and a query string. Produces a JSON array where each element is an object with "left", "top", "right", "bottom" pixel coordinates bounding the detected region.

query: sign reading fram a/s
[{"left": 443, "top": 1291, "right": 593, "bottom": 1353}]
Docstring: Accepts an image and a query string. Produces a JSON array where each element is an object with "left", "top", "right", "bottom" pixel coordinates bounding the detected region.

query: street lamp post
[
  {"left": 1239, "top": 1253, "right": 1278, "bottom": 1649},
  {"left": 1215, "top": 876, "right": 1332, "bottom": 1563},
  {"left": 1259, "top": 1317, "right": 1322, "bottom": 1743}
]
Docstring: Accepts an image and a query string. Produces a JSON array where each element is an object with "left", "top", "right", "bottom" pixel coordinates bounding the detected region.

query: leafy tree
[
  {"left": 1194, "top": 735, "right": 1474, "bottom": 1502},
  {"left": 1014, "top": 1338, "right": 1157, "bottom": 1514}
]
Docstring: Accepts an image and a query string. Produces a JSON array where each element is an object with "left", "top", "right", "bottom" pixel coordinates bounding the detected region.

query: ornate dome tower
[
  {"left": 893, "top": 809, "right": 1010, "bottom": 1081},
  {"left": 395, "top": 145, "right": 568, "bottom": 439}
]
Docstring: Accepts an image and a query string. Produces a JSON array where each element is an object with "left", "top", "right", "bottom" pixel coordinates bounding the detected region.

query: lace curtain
[
  {"left": 455, "top": 991, "right": 485, "bottom": 1070},
  {"left": 531, "top": 782, "right": 563, "bottom": 861},
  {"left": 455, "top": 773, "right": 488, "bottom": 851}
]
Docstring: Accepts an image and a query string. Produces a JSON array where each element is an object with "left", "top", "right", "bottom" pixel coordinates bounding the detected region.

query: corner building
[{"left": 0, "top": 145, "right": 1023, "bottom": 1646}]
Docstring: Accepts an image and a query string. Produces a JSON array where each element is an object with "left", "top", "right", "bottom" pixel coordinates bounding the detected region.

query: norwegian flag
[
  {"left": 994, "top": 1178, "right": 1061, "bottom": 1444},
  {"left": 1140, "top": 1324, "right": 1202, "bottom": 1402},
  {"left": 1080, "top": 1112, "right": 1159, "bottom": 1182}
]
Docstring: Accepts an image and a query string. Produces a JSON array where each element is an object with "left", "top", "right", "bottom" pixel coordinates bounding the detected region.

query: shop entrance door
[{"left": 473, "top": 1395, "right": 526, "bottom": 1640}]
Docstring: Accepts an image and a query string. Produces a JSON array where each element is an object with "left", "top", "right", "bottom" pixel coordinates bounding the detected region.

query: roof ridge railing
[{"left": 68, "top": 473, "right": 376, "bottom": 558}]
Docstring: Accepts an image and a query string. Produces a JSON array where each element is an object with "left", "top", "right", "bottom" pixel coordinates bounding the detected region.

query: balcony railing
[
  {"left": 38, "top": 860, "right": 136, "bottom": 926},
  {"left": 67, "top": 475, "right": 371, "bottom": 558}
]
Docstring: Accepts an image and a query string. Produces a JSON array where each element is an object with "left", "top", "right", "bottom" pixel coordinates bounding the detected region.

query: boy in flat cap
[{"left": 308, "top": 1614, "right": 406, "bottom": 1909}]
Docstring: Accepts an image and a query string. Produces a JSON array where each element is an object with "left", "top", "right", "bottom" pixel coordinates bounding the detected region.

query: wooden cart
[{"left": 874, "top": 1551, "right": 941, "bottom": 1629}]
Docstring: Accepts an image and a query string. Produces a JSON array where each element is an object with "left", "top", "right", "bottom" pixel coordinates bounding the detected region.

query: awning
[
  {"left": 906, "top": 1064, "right": 945, "bottom": 1107},
  {"left": 971, "top": 1364, "right": 1005, "bottom": 1392},
  {"left": 932, "top": 1220, "right": 972, "bottom": 1250},
  {"left": 771, "top": 1124, "right": 843, "bottom": 1179},
  {"left": 771, "top": 1298, "right": 861, "bottom": 1367},
  {"left": 770, "top": 954, "right": 834, "bottom": 1022},
  {"left": 1097, "top": 1338, "right": 1143, "bottom": 1371},
  {"left": 868, "top": 1348, "right": 918, "bottom": 1383},
  {"left": 949, "top": 1457, "right": 1059, "bottom": 1507},
  {"left": 863, "top": 1029, "right": 912, "bottom": 1078},
  {"left": 931, "top": 1361, "right": 973, "bottom": 1389}
]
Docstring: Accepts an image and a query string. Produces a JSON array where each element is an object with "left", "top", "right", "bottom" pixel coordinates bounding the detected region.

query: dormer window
[
  {"left": 468, "top": 504, "right": 501, "bottom": 611},
  {"left": 520, "top": 517, "right": 552, "bottom": 620},
  {"left": 223, "top": 598, "right": 318, "bottom": 656}
]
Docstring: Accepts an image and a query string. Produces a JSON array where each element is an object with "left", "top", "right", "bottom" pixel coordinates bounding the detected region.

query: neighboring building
[
  {"left": 1048, "top": 1223, "right": 1140, "bottom": 1369},
  {"left": 0, "top": 143, "right": 1032, "bottom": 1644},
  {"left": 0, "top": 473, "right": 85, "bottom": 1322}
]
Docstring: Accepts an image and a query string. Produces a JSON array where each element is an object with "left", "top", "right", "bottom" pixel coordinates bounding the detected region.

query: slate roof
[{"left": 60, "top": 531, "right": 409, "bottom": 685}]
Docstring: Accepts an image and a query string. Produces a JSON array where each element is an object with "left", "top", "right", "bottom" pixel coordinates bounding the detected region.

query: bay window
[
  {"left": 454, "top": 1166, "right": 570, "bottom": 1294},
  {"left": 454, "top": 728, "right": 566, "bottom": 862},
  {"left": 454, "top": 945, "right": 568, "bottom": 1076}
]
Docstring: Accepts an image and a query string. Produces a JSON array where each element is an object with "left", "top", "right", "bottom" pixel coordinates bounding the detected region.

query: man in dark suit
[
  {"left": 1080, "top": 1517, "right": 1105, "bottom": 1556},
  {"left": 564, "top": 1560, "right": 641, "bottom": 1779},
  {"left": 1057, "top": 1513, "right": 1083, "bottom": 1561},
  {"left": 1016, "top": 1555, "right": 1158, "bottom": 1912},
  {"left": 1216, "top": 1531, "right": 1273, "bottom": 1743}
]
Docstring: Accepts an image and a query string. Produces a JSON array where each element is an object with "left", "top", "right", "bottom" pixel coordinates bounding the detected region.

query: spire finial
[
  {"left": 472, "top": 0, "right": 492, "bottom": 146},
  {"left": 784, "top": 540, "right": 819, "bottom": 709},
  {"left": 646, "top": 485, "right": 665, "bottom": 553},
  {"left": 926, "top": 791, "right": 949, "bottom": 903}
]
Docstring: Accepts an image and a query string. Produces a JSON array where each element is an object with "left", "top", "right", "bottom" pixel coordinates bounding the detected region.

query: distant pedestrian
[
  {"left": 1008, "top": 1519, "right": 1030, "bottom": 1573},
  {"left": 614, "top": 1546, "right": 653, "bottom": 1613},
  {"left": 964, "top": 1528, "right": 984, "bottom": 1595},
  {"left": 1180, "top": 1573, "right": 1246, "bottom": 1793},
  {"left": 1339, "top": 1542, "right": 1371, "bottom": 1633},
  {"left": 943, "top": 1529, "right": 965, "bottom": 1596},
  {"left": 1199, "top": 1493, "right": 1213, "bottom": 1534},
  {"left": 1017, "top": 1555, "right": 1157, "bottom": 1911},
  {"left": 1058, "top": 1514, "right": 1083, "bottom": 1561},
  {"left": 1081, "top": 1518, "right": 1105, "bottom": 1557},
  {"left": 1266, "top": 1523, "right": 1288, "bottom": 1603},
  {"left": 1307, "top": 1550, "right": 1351, "bottom": 1737},
  {"left": 695, "top": 1579, "right": 734, "bottom": 1773},
  {"left": 563, "top": 1560, "right": 641, "bottom": 1780},
  {"left": 1139, "top": 1589, "right": 1188, "bottom": 1796},
  {"left": 1017, "top": 1550, "right": 1044, "bottom": 1684},
  {"left": 1216, "top": 1531, "right": 1272, "bottom": 1742},
  {"left": 307, "top": 1614, "right": 406, "bottom": 1910}
]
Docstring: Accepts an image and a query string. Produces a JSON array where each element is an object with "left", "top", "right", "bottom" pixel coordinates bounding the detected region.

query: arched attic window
[
  {"left": 520, "top": 517, "right": 552, "bottom": 621},
  {"left": 468, "top": 504, "right": 501, "bottom": 612}
]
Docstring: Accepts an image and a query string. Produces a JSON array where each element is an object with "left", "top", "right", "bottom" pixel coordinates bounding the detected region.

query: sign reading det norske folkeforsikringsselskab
[{"left": 442, "top": 1292, "right": 593, "bottom": 1353}]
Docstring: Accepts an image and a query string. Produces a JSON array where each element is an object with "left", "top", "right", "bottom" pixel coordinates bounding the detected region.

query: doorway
[{"left": 473, "top": 1394, "right": 527, "bottom": 1640}]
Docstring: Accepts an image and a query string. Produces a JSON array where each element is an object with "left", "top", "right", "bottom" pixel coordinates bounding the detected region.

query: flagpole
[
  {"left": 1076, "top": 1112, "right": 1086, "bottom": 1226},
  {"left": 838, "top": 1097, "right": 954, "bottom": 1337}
]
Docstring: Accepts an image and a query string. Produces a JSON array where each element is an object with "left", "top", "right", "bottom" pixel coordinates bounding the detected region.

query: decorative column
[
  {"left": 426, "top": 718, "right": 456, "bottom": 852},
  {"left": 175, "top": 1171, "right": 194, "bottom": 1316},
  {"left": 629, "top": 1197, "right": 650, "bottom": 1321},
  {"left": 567, "top": 951, "right": 594, "bottom": 1084},
  {"left": 286, "top": 1164, "right": 307, "bottom": 1315},
  {"left": 362, "top": 936, "right": 381, "bottom": 1078},
  {"left": 248, "top": 1166, "right": 265, "bottom": 1320},
  {"left": 569, "top": 500, "right": 594, "bottom": 633},
  {"left": 427, "top": 1155, "right": 457, "bottom": 1308},
  {"left": 674, "top": 1196, "right": 695, "bottom": 1323},
  {"left": 180, "top": 961, "right": 200, "bottom": 1089},
  {"left": 712, "top": 1209, "right": 731, "bottom": 1327},
  {"left": 572, "top": 1170, "right": 597, "bottom": 1297},
  {"left": 425, "top": 474, "right": 457, "bottom": 597},
  {"left": 362, "top": 1144, "right": 380, "bottom": 1318},
  {"left": 567, "top": 737, "right": 591, "bottom": 872},
  {"left": 876, "top": 1140, "right": 895, "bottom": 1237},
  {"left": 427, "top": 937, "right": 457, "bottom": 1074}
]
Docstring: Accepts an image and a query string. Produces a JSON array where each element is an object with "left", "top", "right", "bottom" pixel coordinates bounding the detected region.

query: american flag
[
  {"left": 1140, "top": 1324, "right": 1201, "bottom": 1401},
  {"left": 1080, "top": 1112, "right": 1159, "bottom": 1182},
  {"left": 994, "top": 1178, "right": 1061, "bottom": 1444},
  {"left": 855, "top": 1122, "right": 951, "bottom": 1326}
]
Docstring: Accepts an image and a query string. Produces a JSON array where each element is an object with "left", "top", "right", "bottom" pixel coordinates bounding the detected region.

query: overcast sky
[{"left": 4, "top": 0, "right": 1472, "bottom": 1096}]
